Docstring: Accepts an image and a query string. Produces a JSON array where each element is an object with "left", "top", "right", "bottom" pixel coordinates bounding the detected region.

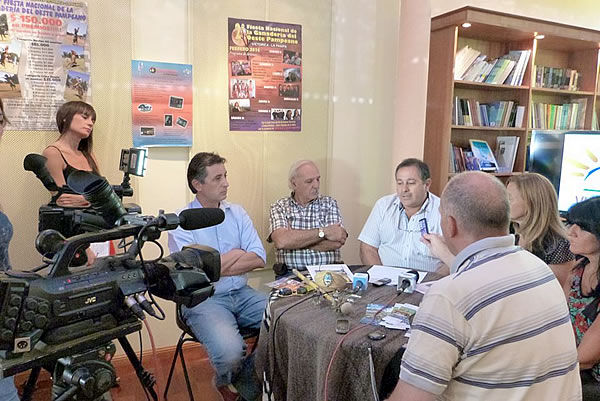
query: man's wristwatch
[{"left": 318, "top": 227, "right": 325, "bottom": 239}]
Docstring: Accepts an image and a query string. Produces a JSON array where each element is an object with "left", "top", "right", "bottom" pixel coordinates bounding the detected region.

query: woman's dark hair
[
  {"left": 56, "top": 101, "right": 99, "bottom": 174},
  {"left": 568, "top": 196, "right": 600, "bottom": 296},
  {"left": 567, "top": 196, "right": 600, "bottom": 241}
]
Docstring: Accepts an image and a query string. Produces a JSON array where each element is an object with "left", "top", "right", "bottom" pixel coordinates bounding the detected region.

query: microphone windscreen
[
  {"left": 340, "top": 302, "right": 353, "bottom": 316},
  {"left": 23, "top": 153, "right": 48, "bottom": 171},
  {"left": 179, "top": 208, "right": 225, "bottom": 230}
]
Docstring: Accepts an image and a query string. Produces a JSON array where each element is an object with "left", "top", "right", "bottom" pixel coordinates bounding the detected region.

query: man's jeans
[
  {"left": 182, "top": 286, "right": 266, "bottom": 395},
  {"left": 0, "top": 377, "right": 19, "bottom": 401}
]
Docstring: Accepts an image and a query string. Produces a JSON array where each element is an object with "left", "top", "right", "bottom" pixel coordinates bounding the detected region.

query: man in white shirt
[{"left": 358, "top": 158, "right": 442, "bottom": 272}]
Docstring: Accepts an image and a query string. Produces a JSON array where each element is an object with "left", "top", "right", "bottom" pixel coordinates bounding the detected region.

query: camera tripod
[{"left": 1, "top": 321, "right": 158, "bottom": 401}]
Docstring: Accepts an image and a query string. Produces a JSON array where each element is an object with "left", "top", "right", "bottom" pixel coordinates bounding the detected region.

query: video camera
[
  {"left": 6, "top": 155, "right": 226, "bottom": 400},
  {"left": 25, "top": 148, "right": 147, "bottom": 239}
]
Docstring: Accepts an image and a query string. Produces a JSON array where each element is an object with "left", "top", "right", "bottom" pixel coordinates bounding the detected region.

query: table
[{"left": 255, "top": 268, "right": 439, "bottom": 401}]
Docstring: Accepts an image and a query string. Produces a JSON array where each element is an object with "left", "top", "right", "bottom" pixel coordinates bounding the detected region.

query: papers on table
[
  {"left": 366, "top": 265, "right": 427, "bottom": 286},
  {"left": 306, "top": 264, "right": 354, "bottom": 281},
  {"left": 360, "top": 302, "right": 419, "bottom": 330}
]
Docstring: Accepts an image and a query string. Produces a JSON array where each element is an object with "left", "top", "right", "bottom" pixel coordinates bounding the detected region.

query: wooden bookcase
[{"left": 423, "top": 7, "right": 600, "bottom": 195}]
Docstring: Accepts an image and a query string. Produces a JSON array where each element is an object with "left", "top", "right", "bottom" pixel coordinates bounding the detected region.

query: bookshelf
[{"left": 423, "top": 7, "right": 600, "bottom": 195}]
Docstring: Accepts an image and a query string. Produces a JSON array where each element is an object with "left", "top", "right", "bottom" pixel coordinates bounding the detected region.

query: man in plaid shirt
[{"left": 268, "top": 160, "right": 347, "bottom": 274}]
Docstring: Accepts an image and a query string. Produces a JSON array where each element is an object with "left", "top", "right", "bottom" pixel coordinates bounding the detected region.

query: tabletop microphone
[
  {"left": 397, "top": 270, "right": 419, "bottom": 294},
  {"left": 339, "top": 302, "right": 353, "bottom": 316},
  {"left": 24, "top": 153, "right": 59, "bottom": 191}
]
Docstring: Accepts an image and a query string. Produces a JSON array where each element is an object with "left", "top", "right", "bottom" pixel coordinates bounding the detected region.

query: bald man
[
  {"left": 268, "top": 160, "right": 347, "bottom": 275},
  {"left": 387, "top": 171, "right": 581, "bottom": 401}
]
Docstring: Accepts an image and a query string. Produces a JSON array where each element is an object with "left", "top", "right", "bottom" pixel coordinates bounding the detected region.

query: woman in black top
[{"left": 42, "top": 101, "right": 100, "bottom": 208}]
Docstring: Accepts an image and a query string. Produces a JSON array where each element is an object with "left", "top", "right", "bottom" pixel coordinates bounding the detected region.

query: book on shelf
[
  {"left": 452, "top": 98, "right": 524, "bottom": 128},
  {"left": 530, "top": 98, "right": 587, "bottom": 130},
  {"left": 469, "top": 139, "right": 497, "bottom": 172},
  {"left": 494, "top": 136, "right": 520, "bottom": 173},
  {"left": 534, "top": 65, "right": 581, "bottom": 91},
  {"left": 454, "top": 46, "right": 482, "bottom": 80},
  {"left": 454, "top": 46, "right": 530, "bottom": 86},
  {"left": 594, "top": 110, "right": 599, "bottom": 131},
  {"left": 448, "top": 144, "right": 481, "bottom": 173}
]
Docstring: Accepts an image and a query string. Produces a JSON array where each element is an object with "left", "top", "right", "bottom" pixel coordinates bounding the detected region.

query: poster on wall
[
  {"left": 228, "top": 18, "right": 302, "bottom": 132},
  {"left": 131, "top": 60, "right": 193, "bottom": 147},
  {"left": 0, "top": 0, "right": 91, "bottom": 130}
]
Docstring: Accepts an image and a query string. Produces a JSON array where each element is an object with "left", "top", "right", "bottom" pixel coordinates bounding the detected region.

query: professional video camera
[
  {"left": 24, "top": 148, "right": 147, "bottom": 239},
  {"left": 4, "top": 162, "right": 226, "bottom": 400}
]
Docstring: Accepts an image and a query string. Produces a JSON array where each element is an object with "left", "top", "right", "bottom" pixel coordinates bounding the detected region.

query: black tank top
[{"left": 45, "top": 145, "right": 81, "bottom": 182}]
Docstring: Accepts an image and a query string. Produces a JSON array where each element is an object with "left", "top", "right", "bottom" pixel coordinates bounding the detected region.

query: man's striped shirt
[{"left": 400, "top": 235, "right": 581, "bottom": 400}]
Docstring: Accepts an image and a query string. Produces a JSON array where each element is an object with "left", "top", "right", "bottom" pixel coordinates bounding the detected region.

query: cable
[
  {"left": 138, "top": 330, "right": 144, "bottom": 365},
  {"left": 323, "top": 292, "right": 401, "bottom": 401},
  {"left": 135, "top": 224, "right": 166, "bottom": 321},
  {"left": 269, "top": 294, "right": 318, "bottom": 393},
  {"left": 368, "top": 346, "right": 380, "bottom": 401},
  {"left": 143, "top": 318, "right": 164, "bottom": 401}
]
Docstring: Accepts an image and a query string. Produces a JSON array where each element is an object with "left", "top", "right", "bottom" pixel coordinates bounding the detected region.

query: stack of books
[
  {"left": 530, "top": 98, "right": 587, "bottom": 129},
  {"left": 494, "top": 136, "right": 520, "bottom": 173},
  {"left": 452, "top": 98, "right": 525, "bottom": 128},
  {"left": 454, "top": 46, "right": 531, "bottom": 86},
  {"left": 534, "top": 65, "right": 581, "bottom": 91}
]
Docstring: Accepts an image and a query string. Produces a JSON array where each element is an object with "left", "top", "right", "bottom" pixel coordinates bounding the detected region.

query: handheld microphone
[
  {"left": 339, "top": 302, "right": 353, "bottom": 316},
  {"left": 397, "top": 270, "right": 419, "bottom": 294},
  {"left": 24, "top": 153, "right": 58, "bottom": 191}
]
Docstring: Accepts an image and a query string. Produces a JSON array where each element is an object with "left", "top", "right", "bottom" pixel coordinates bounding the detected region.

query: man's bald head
[{"left": 441, "top": 171, "right": 510, "bottom": 238}]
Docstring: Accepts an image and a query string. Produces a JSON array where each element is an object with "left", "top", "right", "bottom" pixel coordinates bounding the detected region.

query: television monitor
[{"left": 529, "top": 130, "right": 600, "bottom": 212}]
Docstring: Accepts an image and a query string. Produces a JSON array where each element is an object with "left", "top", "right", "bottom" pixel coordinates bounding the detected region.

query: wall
[
  {"left": 1, "top": 0, "right": 599, "bottom": 352},
  {"left": 431, "top": 1, "right": 600, "bottom": 29}
]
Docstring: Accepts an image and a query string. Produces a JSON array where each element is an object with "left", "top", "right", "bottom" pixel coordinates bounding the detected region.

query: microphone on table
[
  {"left": 339, "top": 301, "right": 353, "bottom": 316},
  {"left": 397, "top": 270, "right": 420, "bottom": 294}
]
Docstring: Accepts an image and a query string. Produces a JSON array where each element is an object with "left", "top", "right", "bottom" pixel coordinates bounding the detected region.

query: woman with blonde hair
[{"left": 507, "top": 172, "right": 574, "bottom": 283}]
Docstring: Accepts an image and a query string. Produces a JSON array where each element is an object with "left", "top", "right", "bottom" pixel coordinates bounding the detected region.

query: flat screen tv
[{"left": 529, "top": 130, "right": 600, "bottom": 212}]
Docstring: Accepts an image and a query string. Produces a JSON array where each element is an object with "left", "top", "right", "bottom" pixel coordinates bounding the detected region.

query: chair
[{"left": 164, "top": 304, "right": 260, "bottom": 401}]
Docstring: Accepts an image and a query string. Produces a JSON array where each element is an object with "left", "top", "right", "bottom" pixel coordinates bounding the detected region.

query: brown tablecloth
[{"left": 255, "top": 268, "right": 439, "bottom": 401}]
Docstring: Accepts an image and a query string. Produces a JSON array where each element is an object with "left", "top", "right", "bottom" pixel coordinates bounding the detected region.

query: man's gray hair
[
  {"left": 442, "top": 171, "right": 510, "bottom": 235},
  {"left": 288, "top": 160, "right": 317, "bottom": 190}
]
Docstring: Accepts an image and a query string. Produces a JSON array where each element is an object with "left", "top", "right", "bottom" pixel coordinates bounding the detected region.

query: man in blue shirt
[{"left": 168, "top": 152, "right": 266, "bottom": 401}]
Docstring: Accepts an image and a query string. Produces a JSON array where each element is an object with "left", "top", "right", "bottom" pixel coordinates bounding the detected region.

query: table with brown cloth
[{"left": 255, "top": 267, "right": 440, "bottom": 401}]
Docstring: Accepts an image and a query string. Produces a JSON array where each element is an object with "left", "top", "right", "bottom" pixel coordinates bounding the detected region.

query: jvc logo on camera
[{"left": 84, "top": 296, "right": 97, "bottom": 305}]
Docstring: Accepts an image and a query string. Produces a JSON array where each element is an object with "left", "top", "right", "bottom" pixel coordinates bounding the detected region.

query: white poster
[
  {"left": 558, "top": 133, "right": 600, "bottom": 211},
  {"left": 0, "top": 0, "right": 90, "bottom": 130}
]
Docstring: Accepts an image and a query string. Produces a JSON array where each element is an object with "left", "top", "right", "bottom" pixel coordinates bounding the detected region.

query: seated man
[
  {"left": 268, "top": 160, "right": 347, "bottom": 274},
  {"left": 168, "top": 152, "right": 265, "bottom": 401},
  {"left": 387, "top": 171, "right": 581, "bottom": 401},
  {"left": 358, "top": 158, "right": 442, "bottom": 271}
]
